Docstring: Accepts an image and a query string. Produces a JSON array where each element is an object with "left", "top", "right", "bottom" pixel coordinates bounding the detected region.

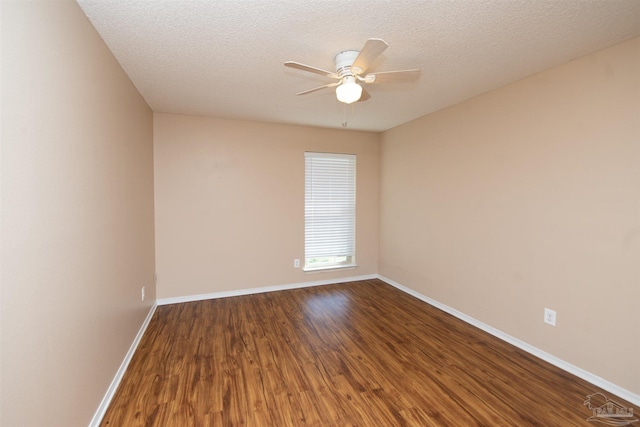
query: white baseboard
[
  {"left": 378, "top": 274, "right": 640, "bottom": 407},
  {"left": 156, "top": 274, "right": 379, "bottom": 306},
  {"left": 89, "top": 302, "right": 158, "bottom": 427}
]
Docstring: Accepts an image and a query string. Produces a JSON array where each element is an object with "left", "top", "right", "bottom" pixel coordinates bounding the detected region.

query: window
[{"left": 304, "top": 152, "right": 356, "bottom": 271}]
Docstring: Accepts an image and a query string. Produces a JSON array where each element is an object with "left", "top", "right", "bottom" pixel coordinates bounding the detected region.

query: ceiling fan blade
[
  {"left": 285, "top": 61, "right": 339, "bottom": 78},
  {"left": 296, "top": 81, "right": 341, "bottom": 96},
  {"left": 352, "top": 38, "right": 388, "bottom": 74},
  {"left": 365, "top": 69, "right": 421, "bottom": 83},
  {"left": 358, "top": 87, "right": 371, "bottom": 102}
]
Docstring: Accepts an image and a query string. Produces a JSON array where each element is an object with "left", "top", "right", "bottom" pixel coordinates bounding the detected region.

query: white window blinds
[{"left": 304, "top": 152, "right": 356, "bottom": 270}]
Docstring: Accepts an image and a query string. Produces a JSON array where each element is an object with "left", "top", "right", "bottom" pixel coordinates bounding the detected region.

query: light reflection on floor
[{"left": 302, "top": 290, "right": 351, "bottom": 322}]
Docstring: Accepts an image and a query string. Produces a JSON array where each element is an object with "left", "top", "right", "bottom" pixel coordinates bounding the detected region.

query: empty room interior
[{"left": 1, "top": 1, "right": 639, "bottom": 426}]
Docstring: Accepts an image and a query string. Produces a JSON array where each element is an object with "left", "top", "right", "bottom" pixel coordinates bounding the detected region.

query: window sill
[{"left": 303, "top": 264, "right": 358, "bottom": 273}]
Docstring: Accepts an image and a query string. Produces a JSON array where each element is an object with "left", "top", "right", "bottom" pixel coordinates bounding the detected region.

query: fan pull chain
[{"left": 342, "top": 103, "right": 348, "bottom": 127}]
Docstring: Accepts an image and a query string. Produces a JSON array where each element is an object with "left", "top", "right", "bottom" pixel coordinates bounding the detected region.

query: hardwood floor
[{"left": 101, "top": 279, "right": 637, "bottom": 426}]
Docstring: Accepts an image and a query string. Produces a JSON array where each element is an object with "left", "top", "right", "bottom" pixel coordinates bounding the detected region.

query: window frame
[{"left": 303, "top": 152, "right": 357, "bottom": 272}]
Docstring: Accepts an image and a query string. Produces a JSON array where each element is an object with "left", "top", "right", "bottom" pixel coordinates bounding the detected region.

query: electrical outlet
[
  {"left": 544, "top": 308, "right": 556, "bottom": 326},
  {"left": 141, "top": 286, "right": 145, "bottom": 301},
  {"left": 294, "top": 259, "right": 300, "bottom": 268}
]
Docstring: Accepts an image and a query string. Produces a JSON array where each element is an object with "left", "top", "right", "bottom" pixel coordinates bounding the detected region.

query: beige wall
[
  {"left": 1, "top": 1, "right": 155, "bottom": 426},
  {"left": 154, "top": 113, "right": 379, "bottom": 299},
  {"left": 380, "top": 37, "right": 640, "bottom": 394}
]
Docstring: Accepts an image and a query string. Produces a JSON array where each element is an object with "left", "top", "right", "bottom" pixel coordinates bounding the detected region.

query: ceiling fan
[{"left": 285, "top": 38, "right": 420, "bottom": 104}]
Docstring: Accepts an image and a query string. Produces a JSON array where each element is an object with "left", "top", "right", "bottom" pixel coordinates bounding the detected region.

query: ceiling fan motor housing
[{"left": 334, "top": 50, "right": 361, "bottom": 76}]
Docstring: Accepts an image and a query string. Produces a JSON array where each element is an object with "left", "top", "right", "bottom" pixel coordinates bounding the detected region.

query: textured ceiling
[{"left": 76, "top": 0, "right": 640, "bottom": 132}]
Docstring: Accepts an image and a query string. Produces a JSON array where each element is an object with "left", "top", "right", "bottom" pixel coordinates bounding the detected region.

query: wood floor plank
[{"left": 100, "top": 279, "right": 637, "bottom": 426}]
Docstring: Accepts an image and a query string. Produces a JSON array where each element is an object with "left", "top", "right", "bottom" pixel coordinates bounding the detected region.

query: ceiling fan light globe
[{"left": 336, "top": 79, "right": 363, "bottom": 104}]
